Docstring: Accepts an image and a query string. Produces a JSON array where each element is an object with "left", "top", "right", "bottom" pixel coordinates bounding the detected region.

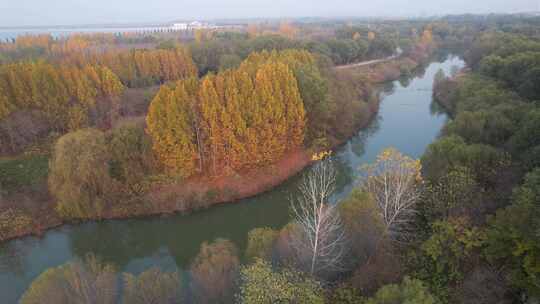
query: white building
[
  {"left": 170, "top": 21, "right": 216, "bottom": 31},
  {"left": 172, "top": 23, "right": 188, "bottom": 30}
]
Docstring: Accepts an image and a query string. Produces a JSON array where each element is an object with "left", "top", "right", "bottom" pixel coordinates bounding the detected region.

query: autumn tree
[
  {"left": 199, "top": 74, "right": 223, "bottom": 174},
  {"left": 0, "top": 61, "right": 123, "bottom": 131},
  {"left": 421, "top": 29, "right": 434, "bottom": 46},
  {"left": 190, "top": 238, "right": 240, "bottom": 304},
  {"left": 20, "top": 255, "right": 117, "bottom": 304},
  {"left": 360, "top": 148, "right": 422, "bottom": 241},
  {"left": 279, "top": 21, "right": 298, "bottom": 39},
  {"left": 291, "top": 159, "right": 348, "bottom": 278},
  {"left": 246, "top": 24, "right": 260, "bottom": 38},
  {"left": 146, "top": 81, "right": 199, "bottom": 177},
  {"left": 49, "top": 129, "right": 115, "bottom": 219},
  {"left": 146, "top": 50, "right": 308, "bottom": 177},
  {"left": 122, "top": 268, "right": 182, "bottom": 304}
]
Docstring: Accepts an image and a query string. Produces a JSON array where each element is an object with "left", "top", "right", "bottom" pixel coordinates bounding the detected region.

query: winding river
[{"left": 0, "top": 55, "right": 464, "bottom": 303}]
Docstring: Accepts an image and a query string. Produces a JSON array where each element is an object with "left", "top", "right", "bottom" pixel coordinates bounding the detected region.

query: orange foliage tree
[{"left": 146, "top": 50, "right": 308, "bottom": 177}]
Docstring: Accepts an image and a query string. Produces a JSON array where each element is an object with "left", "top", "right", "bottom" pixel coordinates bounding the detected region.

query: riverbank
[
  {"left": 432, "top": 70, "right": 469, "bottom": 117},
  {"left": 0, "top": 49, "right": 433, "bottom": 244},
  {"left": 0, "top": 100, "right": 379, "bottom": 243}
]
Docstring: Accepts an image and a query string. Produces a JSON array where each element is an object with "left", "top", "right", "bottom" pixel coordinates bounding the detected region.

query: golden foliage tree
[
  {"left": 146, "top": 50, "right": 308, "bottom": 177},
  {"left": 0, "top": 61, "right": 124, "bottom": 130},
  {"left": 146, "top": 82, "right": 199, "bottom": 177},
  {"left": 421, "top": 29, "right": 434, "bottom": 45}
]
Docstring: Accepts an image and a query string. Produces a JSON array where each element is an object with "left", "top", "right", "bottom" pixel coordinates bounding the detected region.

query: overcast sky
[{"left": 1, "top": 0, "right": 539, "bottom": 27}]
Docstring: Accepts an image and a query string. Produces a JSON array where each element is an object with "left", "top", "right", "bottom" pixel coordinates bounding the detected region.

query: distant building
[
  {"left": 172, "top": 23, "right": 188, "bottom": 30},
  {"left": 170, "top": 21, "right": 216, "bottom": 31}
]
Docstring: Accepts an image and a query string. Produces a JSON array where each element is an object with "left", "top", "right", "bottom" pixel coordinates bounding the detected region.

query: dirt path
[{"left": 334, "top": 54, "right": 399, "bottom": 70}]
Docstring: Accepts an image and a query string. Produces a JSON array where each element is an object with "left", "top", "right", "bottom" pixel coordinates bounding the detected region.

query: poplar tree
[
  {"left": 199, "top": 75, "right": 222, "bottom": 175},
  {"left": 146, "top": 84, "right": 198, "bottom": 177},
  {"left": 254, "top": 62, "right": 288, "bottom": 162}
]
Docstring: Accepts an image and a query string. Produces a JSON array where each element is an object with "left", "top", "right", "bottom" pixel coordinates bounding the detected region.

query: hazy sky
[{"left": 1, "top": 0, "right": 539, "bottom": 27}]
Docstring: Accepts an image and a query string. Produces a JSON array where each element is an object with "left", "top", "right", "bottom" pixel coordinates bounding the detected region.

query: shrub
[
  {"left": 123, "top": 267, "right": 182, "bottom": 304},
  {"left": 190, "top": 238, "right": 240, "bottom": 303},
  {"left": 245, "top": 227, "right": 279, "bottom": 262},
  {"left": 365, "top": 276, "right": 437, "bottom": 304},
  {"left": 237, "top": 259, "right": 324, "bottom": 304},
  {"left": 108, "top": 121, "right": 154, "bottom": 195},
  {"left": 20, "top": 254, "right": 117, "bottom": 304},
  {"left": 49, "top": 129, "right": 115, "bottom": 219},
  {"left": 0, "top": 208, "right": 33, "bottom": 239}
]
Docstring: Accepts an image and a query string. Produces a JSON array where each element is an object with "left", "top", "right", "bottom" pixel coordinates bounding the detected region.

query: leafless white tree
[
  {"left": 360, "top": 148, "right": 422, "bottom": 242},
  {"left": 291, "top": 159, "right": 348, "bottom": 277}
]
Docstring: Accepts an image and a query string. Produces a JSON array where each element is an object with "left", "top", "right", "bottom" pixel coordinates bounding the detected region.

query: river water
[{"left": 0, "top": 55, "right": 464, "bottom": 303}]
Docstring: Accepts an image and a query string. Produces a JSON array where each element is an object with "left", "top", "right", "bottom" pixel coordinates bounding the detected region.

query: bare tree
[
  {"left": 291, "top": 159, "right": 348, "bottom": 278},
  {"left": 360, "top": 148, "right": 422, "bottom": 241}
]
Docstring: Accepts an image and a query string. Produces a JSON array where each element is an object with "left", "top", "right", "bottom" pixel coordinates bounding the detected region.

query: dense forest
[{"left": 1, "top": 13, "right": 539, "bottom": 304}]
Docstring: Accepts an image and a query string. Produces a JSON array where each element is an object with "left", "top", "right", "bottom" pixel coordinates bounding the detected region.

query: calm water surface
[{"left": 0, "top": 55, "right": 464, "bottom": 303}]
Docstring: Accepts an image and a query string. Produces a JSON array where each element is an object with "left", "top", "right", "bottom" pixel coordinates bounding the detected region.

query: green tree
[
  {"left": 122, "top": 267, "right": 182, "bottom": 304},
  {"left": 109, "top": 121, "right": 154, "bottom": 195},
  {"left": 237, "top": 259, "right": 325, "bottom": 304},
  {"left": 421, "top": 135, "right": 509, "bottom": 187},
  {"left": 293, "top": 63, "right": 330, "bottom": 146},
  {"left": 245, "top": 227, "right": 278, "bottom": 262},
  {"left": 484, "top": 168, "right": 540, "bottom": 297},
  {"left": 338, "top": 189, "right": 384, "bottom": 263},
  {"left": 365, "top": 276, "right": 437, "bottom": 304},
  {"left": 327, "top": 284, "right": 364, "bottom": 304},
  {"left": 420, "top": 218, "right": 485, "bottom": 290},
  {"left": 420, "top": 166, "right": 481, "bottom": 222}
]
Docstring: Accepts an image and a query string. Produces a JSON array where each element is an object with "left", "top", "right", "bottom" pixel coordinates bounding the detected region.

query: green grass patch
[{"left": 0, "top": 155, "right": 49, "bottom": 193}]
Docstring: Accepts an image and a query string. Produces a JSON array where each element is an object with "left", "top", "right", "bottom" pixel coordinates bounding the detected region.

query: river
[{"left": 0, "top": 55, "right": 464, "bottom": 303}]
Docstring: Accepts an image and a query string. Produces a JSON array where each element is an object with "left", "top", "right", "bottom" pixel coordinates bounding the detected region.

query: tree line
[
  {"left": 0, "top": 61, "right": 123, "bottom": 131},
  {"left": 418, "top": 29, "right": 540, "bottom": 302},
  {"left": 60, "top": 47, "right": 198, "bottom": 88}
]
